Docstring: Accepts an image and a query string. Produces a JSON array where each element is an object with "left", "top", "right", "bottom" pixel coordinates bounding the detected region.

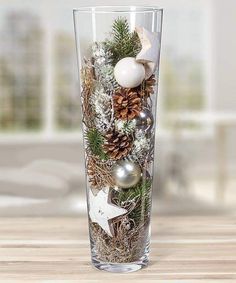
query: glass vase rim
[{"left": 73, "top": 6, "right": 163, "bottom": 14}]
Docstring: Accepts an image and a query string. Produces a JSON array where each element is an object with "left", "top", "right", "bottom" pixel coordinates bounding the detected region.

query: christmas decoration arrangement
[{"left": 80, "top": 18, "right": 160, "bottom": 263}]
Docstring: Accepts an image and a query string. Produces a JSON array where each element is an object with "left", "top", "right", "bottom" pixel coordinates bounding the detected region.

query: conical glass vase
[{"left": 73, "top": 6, "right": 163, "bottom": 273}]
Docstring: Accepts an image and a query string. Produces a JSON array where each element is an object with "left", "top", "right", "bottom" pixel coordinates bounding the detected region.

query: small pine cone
[
  {"left": 113, "top": 88, "right": 141, "bottom": 120},
  {"left": 140, "top": 75, "right": 156, "bottom": 97},
  {"left": 103, "top": 130, "right": 133, "bottom": 160}
]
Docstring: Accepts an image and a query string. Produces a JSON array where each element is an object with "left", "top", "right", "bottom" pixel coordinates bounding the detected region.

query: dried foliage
[
  {"left": 80, "top": 61, "right": 95, "bottom": 128},
  {"left": 90, "top": 179, "right": 152, "bottom": 262},
  {"left": 90, "top": 220, "right": 149, "bottom": 263},
  {"left": 87, "top": 155, "right": 114, "bottom": 189}
]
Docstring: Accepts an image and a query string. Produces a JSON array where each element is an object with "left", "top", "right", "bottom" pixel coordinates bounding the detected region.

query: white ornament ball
[
  {"left": 112, "top": 160, "right": 141, "bottom": 189},
  {"left": 114, "top": 57, "right": 145, "bottom": 88}
]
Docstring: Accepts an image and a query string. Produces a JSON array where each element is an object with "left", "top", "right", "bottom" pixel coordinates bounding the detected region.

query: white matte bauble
[
  {"left": 112, "top": 160, "right": 141, "bottom": 189},
  {"left": 114, "top": 57, "right": 145, "bottom": 88}
]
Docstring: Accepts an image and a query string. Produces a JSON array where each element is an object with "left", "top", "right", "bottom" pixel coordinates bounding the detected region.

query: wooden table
[{"left": 0, "top": 216, "right": 236, "bottom": 282}]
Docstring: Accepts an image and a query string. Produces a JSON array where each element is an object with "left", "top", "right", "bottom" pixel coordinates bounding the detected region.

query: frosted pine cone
[
  {"left": 98, "top": 64, "right": 119, "bottom": 92},
  {"left": 90, "top": 86, "right": 113, "bottom": 133},
  {"left": 92, "top": 42, "right": 118, "bottom": 92}
]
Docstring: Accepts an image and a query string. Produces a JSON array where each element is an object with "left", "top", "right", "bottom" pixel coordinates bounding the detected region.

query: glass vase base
[{"left": 92, "top": 257, "right": 149, "bottom": 273}]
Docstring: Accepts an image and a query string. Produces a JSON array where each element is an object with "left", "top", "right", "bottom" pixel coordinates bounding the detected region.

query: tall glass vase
[{"left": 73, "top": 6, "right": 163, "bottom": 273}]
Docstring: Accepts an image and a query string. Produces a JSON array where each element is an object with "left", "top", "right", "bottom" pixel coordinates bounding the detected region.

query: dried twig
[{"left": 86, "top": 154, "right": 115, "bottom": 189}]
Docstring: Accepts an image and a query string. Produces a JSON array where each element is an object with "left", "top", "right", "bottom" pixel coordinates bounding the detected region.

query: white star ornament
[
  {"left": 135, "top": 26, "right": 161, "bottom": 79},
  {"left": 89, "top": 187, "right": 127, "bottom": 237}
]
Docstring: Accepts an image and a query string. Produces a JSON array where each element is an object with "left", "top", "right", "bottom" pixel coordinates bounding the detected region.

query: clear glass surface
[{"left": 74, "top": 6, "right": 163, "bottom": 273}]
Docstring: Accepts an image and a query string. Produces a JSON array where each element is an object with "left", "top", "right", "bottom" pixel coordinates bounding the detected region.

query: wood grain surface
[{"left": 0, "top": 216, "right": 235, "bottom": 282}]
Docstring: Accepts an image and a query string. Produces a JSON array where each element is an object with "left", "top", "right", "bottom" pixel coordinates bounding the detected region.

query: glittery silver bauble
[
  {"left": 112, "top": 161, "right": 141, "bottom": 189},
  {"left": 135, "top": 109, "right": 154, "bottom": 132}
]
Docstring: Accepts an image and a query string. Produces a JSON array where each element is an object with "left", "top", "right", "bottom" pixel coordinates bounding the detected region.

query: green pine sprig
[
  {"left": 86, "top": 128, "right": 108, "bottom": 160},
  {"left": 106, "top": 17, "right": 141, "bottom": 65},
  {"left": 114, "top": 178, "right": 152, "bottom": 224}
]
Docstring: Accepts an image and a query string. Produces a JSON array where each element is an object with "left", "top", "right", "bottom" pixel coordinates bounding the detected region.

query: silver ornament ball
[
  {"left": 112, "top": 161, "right": 141, "bottom": 189},
  {"left": 135, "top": 109, "right": 154, "bottom": 132}
]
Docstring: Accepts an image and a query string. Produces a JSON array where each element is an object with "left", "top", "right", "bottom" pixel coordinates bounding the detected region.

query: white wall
[{"left": 212, "top": 0, "right": 236, "bottom": 111}]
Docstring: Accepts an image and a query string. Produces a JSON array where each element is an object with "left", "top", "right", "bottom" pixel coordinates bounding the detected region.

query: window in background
[
  {"left": 54, "top": 32, "right": 81, "bottom": 131},
  {"left": 0, "top": 11, "right": 43, "bottom": 132},
  {"left": 159, "top": 3, "right": 211, "bottom": 133},
  {"left": 0, "top": 1, "right": 211, "bottom": 137}
]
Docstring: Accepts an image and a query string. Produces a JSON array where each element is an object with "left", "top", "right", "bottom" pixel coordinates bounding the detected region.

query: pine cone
[
  {"left": 103, "top": 130, "right": 133, "bottom": 160},
  {"left": 140, "top": 75, "right": 156, "bottom": 97},
  {"left": 113, "top": 88, "right": 141, "bottom": 120}
]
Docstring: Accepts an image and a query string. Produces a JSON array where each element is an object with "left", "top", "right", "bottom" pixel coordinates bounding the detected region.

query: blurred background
[{"left": 0, "top": 0, "right": 235, "bottom": 216}]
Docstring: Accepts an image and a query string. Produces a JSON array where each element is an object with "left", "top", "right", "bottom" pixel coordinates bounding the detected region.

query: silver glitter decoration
[
  {"left": 115, "top": 119, "right": 136, "bottom": 135},
  {"left": 129, "top": 131, "right": 154, "bottom": 165},
  {"left": 132, "top": 135, "right": 150, "bottom": 158},
  {"left": 90, "top": 85, "right": 113, "bottom": 133},
  {"left": 92, "top": 42, "right": 118, "bottom": 92},
  {"left": 92, "top": 42, "right": 112, "bottom": 65}
]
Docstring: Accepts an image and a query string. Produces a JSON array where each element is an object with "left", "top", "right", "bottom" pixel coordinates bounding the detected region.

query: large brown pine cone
[
  {"left": 113, "top": 88, "right": 141, "bottom": 120},
  {"left": 103, "top": 130, "right": 133, "bottom": 160},
  {"left": 139, "top": 75, "right": 156, "bottom": 97}
]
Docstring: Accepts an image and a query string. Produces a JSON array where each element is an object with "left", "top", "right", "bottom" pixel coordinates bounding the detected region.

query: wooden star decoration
[
  {"left": 89, "top": 187, "right": 127, "bottom": 237},
  {"left": 135, "top": 26, "right": 160, "bottom": 79}
]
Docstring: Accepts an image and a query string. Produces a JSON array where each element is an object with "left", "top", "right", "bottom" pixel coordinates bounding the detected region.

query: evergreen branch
[
  {"left": 107, "top": 17, "right": 141, "bottom": 65},
  {"left": 86, "top": 128, "right": 108, "bottom": 160},
  {"left": 114, "top": 178, "right": 152, "bottom": 224}
]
